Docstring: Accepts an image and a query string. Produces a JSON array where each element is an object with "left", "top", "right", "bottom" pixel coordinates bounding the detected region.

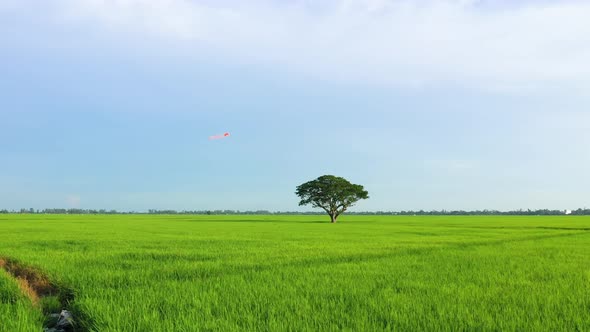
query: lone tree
[{"left": 295, "top": 175, "right": 369, "bottom": 223}]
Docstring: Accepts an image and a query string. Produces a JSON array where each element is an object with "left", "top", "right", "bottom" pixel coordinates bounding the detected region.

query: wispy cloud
[
  {"left": 6, "top": 0, "right": 590, "bottom": 92},
  {"left": 66, "top": 195, "right": 81, "bottom": 208}
]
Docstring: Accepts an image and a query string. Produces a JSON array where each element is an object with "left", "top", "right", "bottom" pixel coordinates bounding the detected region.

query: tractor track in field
[{"left": 0, "top": 257, "right": 91, "bottom": 332}]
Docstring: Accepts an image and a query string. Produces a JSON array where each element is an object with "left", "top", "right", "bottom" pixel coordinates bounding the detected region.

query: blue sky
[{"left": 2, "top": 0, "right": 590, "bottom": 211}]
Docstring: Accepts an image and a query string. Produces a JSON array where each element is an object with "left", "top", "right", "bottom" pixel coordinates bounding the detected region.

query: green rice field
[{"left": 0, "top": 214, "right": 589, "bottom": 331}]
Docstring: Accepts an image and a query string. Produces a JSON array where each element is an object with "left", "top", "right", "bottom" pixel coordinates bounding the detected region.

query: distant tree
[{"left": 295, "top": 175, "right": 369, "bottom": 223}]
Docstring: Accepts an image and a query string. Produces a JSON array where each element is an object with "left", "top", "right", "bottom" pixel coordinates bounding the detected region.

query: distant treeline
[{"left": 1, "top": 208, "right": 590, "bottom": 215}]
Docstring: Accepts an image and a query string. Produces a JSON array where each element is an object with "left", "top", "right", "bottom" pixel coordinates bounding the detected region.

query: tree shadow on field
[{"left": 292, "top": 220, "right": 337, "bottom": 224}]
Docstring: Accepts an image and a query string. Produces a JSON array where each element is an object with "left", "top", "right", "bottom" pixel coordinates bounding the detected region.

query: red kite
[{"left": 209, "top": 132, "right": 231, "bottom": 140}]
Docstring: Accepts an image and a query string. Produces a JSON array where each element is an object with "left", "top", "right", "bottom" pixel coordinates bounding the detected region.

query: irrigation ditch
[{"left": 0, "top": 257, "right": 87, "bottom": 332}]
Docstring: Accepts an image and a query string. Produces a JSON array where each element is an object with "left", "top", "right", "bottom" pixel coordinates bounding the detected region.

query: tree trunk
[{"left": 330, "top": 213, "right": 338, "bottom": 223}]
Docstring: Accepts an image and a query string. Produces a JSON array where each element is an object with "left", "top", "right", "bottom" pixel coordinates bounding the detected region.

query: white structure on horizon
[{"left": 565, "top": 210, "right": 572, "bottom": 215}]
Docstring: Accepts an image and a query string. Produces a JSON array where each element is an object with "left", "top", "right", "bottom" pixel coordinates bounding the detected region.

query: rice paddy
[{"left": 0, "top": 214, "right": 589, "bottom": 331}]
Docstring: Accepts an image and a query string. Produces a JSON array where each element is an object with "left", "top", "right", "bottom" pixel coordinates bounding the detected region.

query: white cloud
[
  {"left": 66, "top": 195, "right": 81, "bottom": 208},
  {"left": 9, "top": 0, "right": 590, "bottom": 92}
]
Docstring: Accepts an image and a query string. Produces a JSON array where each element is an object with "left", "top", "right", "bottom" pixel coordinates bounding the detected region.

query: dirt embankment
[
  {"left": 0, "top": 257, "right": 78, "bottom": 331},
  {"left": 0, "top": 258, "right": 58, "bottom": 305}
]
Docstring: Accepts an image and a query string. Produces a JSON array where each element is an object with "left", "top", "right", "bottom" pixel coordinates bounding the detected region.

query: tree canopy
[{"left": 295, "top": 175, "right": 369, "bottom": 223}]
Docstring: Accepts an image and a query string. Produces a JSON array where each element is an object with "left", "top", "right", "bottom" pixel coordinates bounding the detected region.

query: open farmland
[{"left": 0, "top": 214, "right": 589, "bottom": 331}]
